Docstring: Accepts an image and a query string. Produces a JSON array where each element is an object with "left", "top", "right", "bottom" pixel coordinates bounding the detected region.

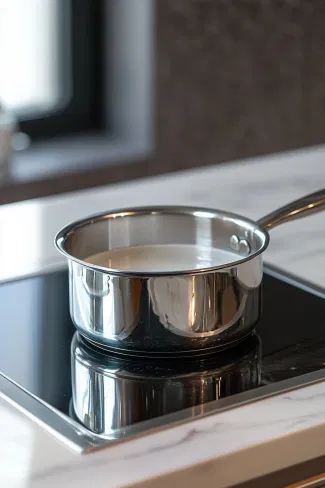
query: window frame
[
  {"left": 11, "top": 0, "right": 154, "bottom": 184},
  {"left": 18, "top": 0, "right": 105, "bottom": 141}
]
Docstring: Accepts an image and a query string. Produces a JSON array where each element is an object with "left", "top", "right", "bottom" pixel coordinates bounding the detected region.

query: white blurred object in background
[{"left": 0, "top": 0, "right": 61, "bottom": 116}]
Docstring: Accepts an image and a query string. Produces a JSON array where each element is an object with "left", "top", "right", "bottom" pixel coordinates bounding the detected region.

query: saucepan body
[
  {"left": 55, "top": 188, "right": 325, "bottom": 356},
  {"left": 56, "top": 206, "right": 266, "bottom": 355}
]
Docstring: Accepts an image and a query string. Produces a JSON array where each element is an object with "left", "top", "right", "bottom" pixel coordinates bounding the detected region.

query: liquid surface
[{"left": 85, "top": 244, "right": 240, "bottom": 272}]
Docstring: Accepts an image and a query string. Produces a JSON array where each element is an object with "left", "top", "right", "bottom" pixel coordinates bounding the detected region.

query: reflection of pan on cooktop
[{"left": 71, "top": 332, "right": 261, "bottom": 438}]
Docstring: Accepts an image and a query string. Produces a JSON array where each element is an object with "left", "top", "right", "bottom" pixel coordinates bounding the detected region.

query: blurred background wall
[
  {"left": 157, "top": 0, "right": 325, "bottom": 170},
  {"left": 1, "top": 0, "right": 325, "bottom": 203}
]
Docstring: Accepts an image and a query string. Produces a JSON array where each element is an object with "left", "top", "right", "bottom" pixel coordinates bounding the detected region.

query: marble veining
[
  {"left": 1, "top": 145, "right": 325, "bottom": 487},
  {"left": 0, "top": 144, "right": 325, "bottom": 287},
  {"left": 28, "top": 382, "right": 325, "bottom": 487}
]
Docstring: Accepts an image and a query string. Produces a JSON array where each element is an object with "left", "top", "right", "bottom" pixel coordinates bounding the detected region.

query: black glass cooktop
[{"left": 0, "top": 266, "right": 325, "bottom": 451}]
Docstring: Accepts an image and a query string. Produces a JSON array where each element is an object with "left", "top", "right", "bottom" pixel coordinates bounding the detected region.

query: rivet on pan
[
  {"left": 230, "top": 235, "right": 240, "bottom": 252},
  {"left": 239, "top": 239, "right": 251, "bottom": 256}
]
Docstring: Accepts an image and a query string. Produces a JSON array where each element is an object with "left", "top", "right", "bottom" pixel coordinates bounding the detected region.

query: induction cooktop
[{"left": 1, "top": 264, "right": 325, "bottom": 452}]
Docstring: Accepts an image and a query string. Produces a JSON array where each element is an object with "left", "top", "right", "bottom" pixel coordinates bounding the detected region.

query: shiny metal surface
[
  {"left": 1, "top": 264, "right": 325, "bottom": 453},
  {"left": 71, "top": 332, "right": 261, "bottom": 437},
  {"left": 257, "top": 187, "right": 325, "bottom": 230},
  {"left": 68, "top": 256, "right": 262, "bottom": 355},
  {"left": 56, "top": 189, "right": 325, "bottom": 354},
  {"left": 56, "top": 206, "right": 268, "bottom": 275},
  {"left": 57, "top": 206, "right": 265, "bottom": 354}
]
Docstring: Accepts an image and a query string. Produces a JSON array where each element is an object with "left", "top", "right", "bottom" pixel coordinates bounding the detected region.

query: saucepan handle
[{"left": 257, "top": 188, "right": 325, "bottom": 231}]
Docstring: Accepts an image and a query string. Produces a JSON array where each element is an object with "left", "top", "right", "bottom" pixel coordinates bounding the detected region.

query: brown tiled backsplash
[{"left": 157, "top": 0, "right": 325, "bottom": 168}]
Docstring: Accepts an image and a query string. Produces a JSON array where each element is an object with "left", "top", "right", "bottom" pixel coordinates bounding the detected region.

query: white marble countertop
[{"left": 1, "top": 145, "right": 325, "bottom": 487}]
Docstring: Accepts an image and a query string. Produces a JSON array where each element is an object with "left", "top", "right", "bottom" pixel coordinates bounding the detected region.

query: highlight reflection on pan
[{"left": 71, "top": 332, "right": 261, "bottom": 438}]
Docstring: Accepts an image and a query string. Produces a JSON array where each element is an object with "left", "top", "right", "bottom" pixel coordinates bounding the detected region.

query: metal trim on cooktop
[{"left": 1, "top": 263, "right": 325, "bottom": 453}]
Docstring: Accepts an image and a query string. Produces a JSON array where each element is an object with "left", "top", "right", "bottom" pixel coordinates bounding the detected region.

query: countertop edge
[{"left": 1, "top": 144, "right": 325, "bottom": 487}]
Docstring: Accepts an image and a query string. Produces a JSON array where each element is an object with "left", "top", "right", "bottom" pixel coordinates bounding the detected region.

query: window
[
  {"left": 0, "top": 0, "right": 154, "bottom": 186},
  {"left": 0, "top": 0, "right": 104, "bottom": 140}
]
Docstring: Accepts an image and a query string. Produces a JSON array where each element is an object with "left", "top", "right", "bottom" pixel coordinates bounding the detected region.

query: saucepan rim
[{"left": 55, "top": 205, "right": 270, "bottom": 278}]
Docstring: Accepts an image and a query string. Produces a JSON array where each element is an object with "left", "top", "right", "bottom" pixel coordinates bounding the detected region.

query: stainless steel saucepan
[{"left": 55, "top": 188, "right": 325, "bottom": 356}]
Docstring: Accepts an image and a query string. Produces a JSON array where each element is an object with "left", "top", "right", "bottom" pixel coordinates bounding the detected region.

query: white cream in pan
[{"left": 85, "top": 243, "right": 240, "bottom": 272}]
